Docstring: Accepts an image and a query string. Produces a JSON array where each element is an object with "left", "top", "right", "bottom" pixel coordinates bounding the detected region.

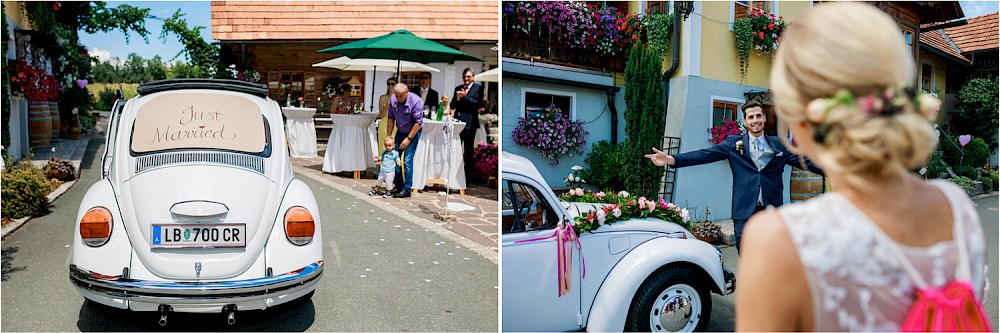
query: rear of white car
[{"left": 69, "top": 79, "right": 323, "bottom": 324}]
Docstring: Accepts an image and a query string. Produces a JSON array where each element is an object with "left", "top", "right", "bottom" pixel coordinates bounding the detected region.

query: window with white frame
[
  {"left": 712, "top": 100, "right": 740, "bottom": 125},
  {"left": 524, "top": 91, "right": 573, "bottom": 119}
]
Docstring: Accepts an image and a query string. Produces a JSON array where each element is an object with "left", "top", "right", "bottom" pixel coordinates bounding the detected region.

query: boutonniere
[{"left": 736, "top": 140, "right": 744, "bottom": 154}]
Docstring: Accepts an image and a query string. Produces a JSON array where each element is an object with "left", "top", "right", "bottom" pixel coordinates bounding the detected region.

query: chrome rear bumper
[{"left": 69, "top": 261, "right": 322, "bottom": 303}]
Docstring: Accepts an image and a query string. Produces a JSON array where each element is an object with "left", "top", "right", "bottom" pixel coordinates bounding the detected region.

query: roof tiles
[
  {"left": 211, "top": 1, "right": 498, "bottom": 41},
  {"left": 942, "top": 12, "right": 998, "bottom": 53}
]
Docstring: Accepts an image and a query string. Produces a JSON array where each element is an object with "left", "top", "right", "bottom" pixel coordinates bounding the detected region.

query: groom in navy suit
[{"left": 646, "top": 101, "right": 822, "bottom": 253}]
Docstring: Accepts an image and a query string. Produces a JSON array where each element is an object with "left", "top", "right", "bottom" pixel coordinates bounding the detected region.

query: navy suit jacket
[
  {"left": 672, "top": 133, "right": 823, "bottom": 221},
  {"left": 451, "top": 82, "right": 484, "bottom": 137}
]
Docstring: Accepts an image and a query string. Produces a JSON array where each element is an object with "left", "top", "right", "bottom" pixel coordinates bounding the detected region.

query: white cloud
[{"left": 89, "top": 48, "right": 112, "bottom": 62}]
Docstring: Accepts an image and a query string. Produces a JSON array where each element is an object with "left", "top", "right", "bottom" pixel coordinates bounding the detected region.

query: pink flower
[
  {"left": 666, "top": 202, "right": 677, "bottom": 210},
  {"left": 612, "top": 207, "right": 622, "bottom": 218},
  {"left": 638, "top": 200, "right": 647, "bottom": 210},
  {"left": 680, "top": 208, "right": 690, "bottom": 222},
  {"left": 596, "top": 209, "right": 606, "bottom": 225},
  {"left": 595, "top": 191, "right": 606, "bottom": 198},
  {"left": 648, "top": 203, "right": 655, "bottom": 213},
  {"left": 659, "top": 199, "right": 668, "bottom": 210}
]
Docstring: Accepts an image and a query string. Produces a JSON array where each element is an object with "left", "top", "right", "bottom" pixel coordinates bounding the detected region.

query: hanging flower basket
[
  {"left": 733, "top": 8, "right": 788, "bottom": 82},
  {"left": 511, "top": 105, "right": 588, "bottom": 166}
]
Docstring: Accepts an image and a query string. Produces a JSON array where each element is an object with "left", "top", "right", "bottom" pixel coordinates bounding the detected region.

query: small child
[{"left": 370, "top": 137, "right": 400, "bottom": 197}]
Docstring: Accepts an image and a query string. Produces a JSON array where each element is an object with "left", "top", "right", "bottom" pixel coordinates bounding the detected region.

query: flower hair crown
[{"left": 805, "top": 84, "right": 941, "bottom": 143}]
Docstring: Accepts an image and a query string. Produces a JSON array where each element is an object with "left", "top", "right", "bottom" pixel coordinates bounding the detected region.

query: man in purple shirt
[{"left": 386, "top": 83, "right": 424, "bottom": 198}]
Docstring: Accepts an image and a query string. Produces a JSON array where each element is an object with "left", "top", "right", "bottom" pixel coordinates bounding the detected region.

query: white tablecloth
[
  {"left": 322, "top": 113, "right": 378, "bottom": 173},
  {"left": 282, "top": 107, "right": 318, "bottom": 157},
  {"left": 413, "top": 119, "right": 467, "bottom": 190}
]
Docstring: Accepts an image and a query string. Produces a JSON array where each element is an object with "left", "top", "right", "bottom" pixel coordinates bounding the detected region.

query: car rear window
[{"left": 130, "top": 93, "right": 267, "bottom": 154}]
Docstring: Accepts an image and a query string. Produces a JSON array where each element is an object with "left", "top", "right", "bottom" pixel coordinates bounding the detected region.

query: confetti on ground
[
  {"left": 406, "top": 238, "right": 412, "bottom": 241},
  {"left": 405, "top": 229, "right": 411, "bottom": 231},
  {"left": 464, "top": 258, "right": 470, "bottom": 261},
  {"left": 448, "top": 253, "right": 454, "bottom": 256},
  {"left": 365, "top": 268, "right": 372, "bottom": 272},
  {"left": 394, "top": 225, "right": 401, "bottom": 228},
  {"left": 373, "top": 252, "right": 379, "bottom": 255},
  {"left": 379, "top": 238, "right": 385, "bottom": 241},
  {"left": 408, "top": 261, "right": 415, "bottom": 265},
  {"left": 455, "top": 246, "right": 460, "bottom": 249},
  {"left": 424, "top": 279, "right": 432, "bottom": 283},
  {"left": 360, "top": 275, "right": 366, "bottom": 278},
  {"left": 433, "top": 261, "right": 439, "bottom": 265}
]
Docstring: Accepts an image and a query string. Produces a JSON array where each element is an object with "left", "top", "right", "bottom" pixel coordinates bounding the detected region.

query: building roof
[
  {"left": 919, "top": 12, "right": 997, "bottom": 64},
  {"left": 942, "top": 12, "right": 999, "bottom": 53},
  {"left": 920, "top": 28, "right": 970, "bottom": 63},
  {"left": 211, "top": 1, "right": 498, "bottom": 42}
]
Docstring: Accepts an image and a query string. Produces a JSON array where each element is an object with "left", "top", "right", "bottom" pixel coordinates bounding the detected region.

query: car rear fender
[
  {"left": 585, "top": 237, "right": 724, "bottom": 332},
  {"left": 264, "top": 178, "right": 323, "bottom": 275},
  {"left": 72, "top": 179, "right": 133, "bottom": 277}
]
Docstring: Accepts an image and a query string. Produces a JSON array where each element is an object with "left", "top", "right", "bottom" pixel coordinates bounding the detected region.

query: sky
[
  {"left": 79, "top": 1, "right": 999, "bottom": 65},
  {"left": 80, "top": 1, "right": 212, "bottom": 65}
]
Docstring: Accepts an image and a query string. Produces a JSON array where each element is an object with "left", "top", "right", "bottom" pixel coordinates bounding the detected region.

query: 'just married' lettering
[{"left": 148, "top": 105, "right": 238, "bottom": 145}]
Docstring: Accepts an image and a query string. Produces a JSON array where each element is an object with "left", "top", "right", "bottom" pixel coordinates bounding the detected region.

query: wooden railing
[{"left": 502, "top": 29, "right": 627, "bottom": 73}]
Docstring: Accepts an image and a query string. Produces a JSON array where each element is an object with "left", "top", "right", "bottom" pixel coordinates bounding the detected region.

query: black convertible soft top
[{"left": 137, "top": 79, "right": 268, "bottom": 98}]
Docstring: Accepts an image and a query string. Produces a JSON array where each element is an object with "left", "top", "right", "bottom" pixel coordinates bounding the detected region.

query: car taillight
[
  {"left": 80, "top": 207, "right": 113, "bottom": 247},
  {"left": 284, "top": 206, "right": 315, "bottom": 246}
]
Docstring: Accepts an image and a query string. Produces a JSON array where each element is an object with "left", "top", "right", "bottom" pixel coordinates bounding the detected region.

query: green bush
[
  {"left": 955, "top": 165, "right": 979, "bottom": 179},
  {"left": 941, "top": 135, "right": 990, "bottom": 171},
  {"left": 981, "top": 175, "right": 994, "bottom": 192},
  {"left": 95, "top": 89, "right": 118, "bottom": 111},
  {"left": 79, "top": 111, "right": 96, "bottom": 129},
  {"left": 581, "top": 141, "right": 628, "bottom": 192},
  {"left": 1, "top": 164, "right": 51, "bottom": 219},
  {"left": 926, "top": 152, "right": 948, "bottom": 178},
  {"left": 985, "top": 171, "right": 999, "bottom": 192},
  {"left": 949, "top": 176, "right": 976, "bottom": 196}
]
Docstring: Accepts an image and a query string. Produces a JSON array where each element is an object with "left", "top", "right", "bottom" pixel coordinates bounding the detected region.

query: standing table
[
  {"left": 282, "top": 107, "right": 318, "bottom": 157},
  {"left": 322, "top": 113, "right": 379, "bottom": 178},
  {"left": 412, "top": 119, "right": 467, "bottom": 194}
]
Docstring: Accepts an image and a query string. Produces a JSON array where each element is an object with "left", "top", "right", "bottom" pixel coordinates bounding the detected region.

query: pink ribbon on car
[{"left": 515, "top": 222, "right": 585, "bottom": 297}]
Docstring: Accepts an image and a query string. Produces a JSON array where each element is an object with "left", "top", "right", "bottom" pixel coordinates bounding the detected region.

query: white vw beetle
[
  {"left": 502, "top": 152, "right": 734, "bottom": 332},
  {"left": 70, "top": 79, "right": 323, "bottom": 326}
]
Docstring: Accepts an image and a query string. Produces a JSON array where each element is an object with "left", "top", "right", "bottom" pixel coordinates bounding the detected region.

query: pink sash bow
[{"left": 515, "top": 222, "right": 586, "bottom": 297}]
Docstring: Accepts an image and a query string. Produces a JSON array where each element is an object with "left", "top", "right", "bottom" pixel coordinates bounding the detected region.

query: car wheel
[{"left": 625, "top": 266, "right": 712, "bottom": 332}]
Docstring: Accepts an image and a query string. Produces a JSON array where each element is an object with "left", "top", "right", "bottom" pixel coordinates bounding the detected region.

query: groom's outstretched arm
[
  {"left": 671, "top": 135, "right": 734, "bottom": 168},
  {"left": 785, "top": 152, "right": 824, "bottom": 176}
]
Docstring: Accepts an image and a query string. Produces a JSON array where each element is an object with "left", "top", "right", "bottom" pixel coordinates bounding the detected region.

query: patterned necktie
[{"left": 754, "top": 137, "right": 772, "bottom": 169}]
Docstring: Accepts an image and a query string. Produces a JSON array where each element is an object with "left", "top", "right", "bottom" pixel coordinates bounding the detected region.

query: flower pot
[
  {"left": 694, "top": 234, "right": 716, "bottom": 244},
  {"left": 28, "top": 101, "right": 52, "bottom": 148},
  {"left": 46, "top": 167, "right": 73, "bottom": 181}
]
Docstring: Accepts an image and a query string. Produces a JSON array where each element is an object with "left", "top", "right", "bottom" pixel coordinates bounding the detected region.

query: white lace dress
[{"left": 778, "top": 180, "right": 989, "bottom": 331}]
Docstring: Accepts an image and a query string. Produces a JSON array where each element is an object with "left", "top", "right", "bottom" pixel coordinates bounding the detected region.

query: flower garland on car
[
  {"left": 560, "top": 189, "right": 692, "bottom": 234},
  {"left": 511, "top": 105, "right": 588, "bottom": 166},
  {"left": 8, "top": 59, "right": 62, "bottom": 101}
]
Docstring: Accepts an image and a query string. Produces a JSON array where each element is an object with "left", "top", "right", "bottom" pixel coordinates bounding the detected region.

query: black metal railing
[{"left": 659, "top": 136, "right": 682, "bottom": 202}]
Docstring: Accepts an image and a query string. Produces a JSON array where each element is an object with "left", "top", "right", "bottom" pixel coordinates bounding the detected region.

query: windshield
[{"left": 130, "top": 93, "right": 267, "bottom": 155}]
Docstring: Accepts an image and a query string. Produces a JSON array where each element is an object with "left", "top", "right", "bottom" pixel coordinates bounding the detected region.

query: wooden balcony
[{"left": 502, "top": 29, "right": 627, "bottom": 73}]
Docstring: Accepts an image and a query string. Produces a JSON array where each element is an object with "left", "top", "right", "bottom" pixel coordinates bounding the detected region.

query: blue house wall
[{"left": 501, "top": 58, "right": 626, "bottom": 189}]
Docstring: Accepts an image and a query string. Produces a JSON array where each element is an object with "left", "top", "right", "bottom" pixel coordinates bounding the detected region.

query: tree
[
  {"left": 170, "top": 60, "right": 207, "bottom": 78},
  {"left": 91, "top": 58, "right": 121, "bottom": 83},
  {"left": 623, "top": 44, "right": 666, "bottom": 199},
  {"left": 161, "top": 10, "right": 222, "bottom": 77},
  {"left": 950, "top": 77, "right": 999, "bottom": 151}
]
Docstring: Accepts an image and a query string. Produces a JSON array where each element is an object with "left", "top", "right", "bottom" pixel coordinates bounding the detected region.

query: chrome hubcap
[{"left": 650, "top": 284, "right": 700, "bottom": 332}]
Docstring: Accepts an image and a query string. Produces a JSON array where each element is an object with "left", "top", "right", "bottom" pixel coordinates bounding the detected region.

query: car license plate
[{"left": 150, "top": 224, "right": 246, "bottom": 248}]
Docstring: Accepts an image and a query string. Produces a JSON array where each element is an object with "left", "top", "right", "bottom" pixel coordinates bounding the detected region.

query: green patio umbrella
[{"left": 317, "top": 30, "right": 484, "bottom": 80}]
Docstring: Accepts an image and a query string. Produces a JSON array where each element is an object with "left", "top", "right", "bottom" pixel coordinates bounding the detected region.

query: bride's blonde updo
[{"left": 771, "top": 2, "right": 936, "bottom": 189}]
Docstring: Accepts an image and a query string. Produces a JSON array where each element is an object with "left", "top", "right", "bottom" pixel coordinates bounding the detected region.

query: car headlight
[
  {"left": 80, "top": 207, "right": 113, "bottom": 247},
  {"left": 284, "top": 206, "right": 315, "bottom": 246}
]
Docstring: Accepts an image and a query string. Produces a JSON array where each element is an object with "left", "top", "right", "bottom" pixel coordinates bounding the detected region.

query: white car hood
[{"left": 119, "top": 165, "right": 280, "bottom": 280}]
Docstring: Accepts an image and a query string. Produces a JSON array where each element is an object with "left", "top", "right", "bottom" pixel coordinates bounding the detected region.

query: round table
[
  {"left": 281, "top": 107, "right": 317, "bottom": 157},
  {"left": 412, "top": 119, "right": 467, "bottom": 193},
  {"left": 322, "top": 113, "right": 379, "bottom": 177}
]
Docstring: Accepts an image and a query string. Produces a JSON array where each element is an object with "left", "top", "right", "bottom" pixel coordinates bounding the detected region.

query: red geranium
[{"left": 7, "top": 59, "right": 62, "bottom": 101}]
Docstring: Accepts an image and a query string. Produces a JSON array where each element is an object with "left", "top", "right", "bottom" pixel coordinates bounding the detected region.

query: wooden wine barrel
[
  {"left": 28, "top": 101, "right": 52, "bottom": 148},
  {"left": 790, "top": 167, "right": 824, "bottom": 202},
  {"left": 49, "top": 101, "right": 61, "bottom": 139}
]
